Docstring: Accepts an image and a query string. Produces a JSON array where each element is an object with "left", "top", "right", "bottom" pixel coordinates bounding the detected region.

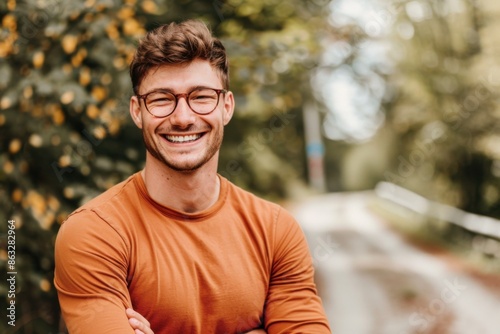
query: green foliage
[
  {"left": 381, "top": 0, "right": 500, "bottom": 217},
  {"left": 0, "top": 0, "right": 332, "bottom": 332}
]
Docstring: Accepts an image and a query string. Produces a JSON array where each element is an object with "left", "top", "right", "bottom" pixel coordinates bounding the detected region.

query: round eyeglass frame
[{"left": 136, "top": 87, "right": 228, "bottom": 118}]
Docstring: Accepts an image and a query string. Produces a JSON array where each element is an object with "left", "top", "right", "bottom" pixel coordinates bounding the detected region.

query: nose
[{"left": 169, "top": 96, "right": 195, "bottom": 128}]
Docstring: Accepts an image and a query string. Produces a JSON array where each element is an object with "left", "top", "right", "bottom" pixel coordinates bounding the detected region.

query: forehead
[{"left": 140, "top": 59, "right": 223, "bottom": 93}]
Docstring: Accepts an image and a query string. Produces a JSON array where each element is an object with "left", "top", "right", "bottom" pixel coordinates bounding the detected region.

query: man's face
[{"left": 129, "top": 59, "right": 234, "bottom": 173}]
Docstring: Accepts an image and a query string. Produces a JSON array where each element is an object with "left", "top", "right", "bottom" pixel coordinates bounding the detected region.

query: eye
[
  {"left": 190, "top": 89, "right": 217, "bottom": 101},
  {"left": 147, "top": 92, "right": 175, "bottom": 105}
]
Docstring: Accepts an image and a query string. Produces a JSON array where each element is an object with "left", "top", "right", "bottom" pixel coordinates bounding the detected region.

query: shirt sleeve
[
  {"left": 264, "top": 207, "right": 331, "bottom": 334},
  {"left": 54, "top": 209, "right": 135, "bottom": 334}
]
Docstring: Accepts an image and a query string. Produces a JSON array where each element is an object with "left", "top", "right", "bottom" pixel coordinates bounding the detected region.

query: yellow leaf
[
  {"left": 113, "top": 56, "right": 126, "bottom": 69},
  {"left": 108, "top": 118, "right": 121, "bottom": 135},
  {"left": 123, "top": 18, "right": 144, "bottom": 36},
  {"left": 23, "top": 86, "right": 33, "bottom": 99},
  {"left": 81, "top": 165, "right": 91, "bottom": 175},
  {"left": 12, "top": 189, "right": 23, "bottom": 203},
  {"left": 7, "top": 0, "right": 15, "bottom": 11},
  {"left": 106, "top": 22, "right": 120, "bottom": 40},
  {"left": 33, "top": 51, "right": 44, "bottom": 68},
  {"left": 101, "top": 73, "right": 112, "bottom": 85},
  {"left": 59, "top": 155, "right": 71, "bottom": 167},
  {"left": 118, "top": 7, "right": 135, "bottom": 20},
  {"left": 78, "top": 47, "right": 87, "bottom": 59},
  {"left": 79, "top": 67, "right": 91, "bottom": 86},
  {"left": 91, "top": 86, "right": 107, "bottom": 102},
  {"left": 2, "top": 14, "right": 16, "bottom": 30},
  {"left": 3, "top": 161, "right": 14, "bottom": 174},
  {"left": 62, "top": 34, "right": 78, "bottom": 54},
  {"left": 0, "top": 40, "right": 13, "bottom": 58},
  {"left": 52, "top": 108, "right": 65, "bottom": 125},
  {"left": 27, "top": 190, "right": 46, "bottom": 216},
  {"left": 142, "top": 0, "right": 159, "bottom": 13},
  {"left": 60, "top": 91, "right": 75, "bottom": 104},
  {"left": 86, "top": 104, "right": 100, "bottom": 119},
  {"left": 1, "top": 97, "right": 12, "bottom": 109},
  {"left": 84, "top": 0, "right": 96, "bottom": 8},
  {"left": 63, "top": 187, "right": 75, "bottom": 199},
  {"left": 40, "top": 278, "right": 51, "bottom": 292},
  {"left": 9, "top": 139, "right": 22, "bottom": 154},
  {"left": 40, "top": 212, "right": 56, "bottom": 230},
  {"left": 29, "top": 133, "right": 43, "bottom": 147},
  {"left": 71, "top": 48, "right": 87, "bottom": 67},
  {"left": 48, "top": 195, "right": 61, "bottom": 211},
  {"left": 93, "top": 126, "right": 107, "bottom": 139}
]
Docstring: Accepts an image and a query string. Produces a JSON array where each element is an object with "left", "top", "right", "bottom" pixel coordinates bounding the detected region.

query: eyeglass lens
[{"left": 144, "top": 88, "right": 221, "bottom": 117}]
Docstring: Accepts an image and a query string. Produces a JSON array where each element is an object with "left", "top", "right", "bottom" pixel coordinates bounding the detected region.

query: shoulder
[
  {"left": 222, "top": 176, "right": 298, "bottom": 228},
  {"left": 63, "top": 173, "right": 140, "bottom": 223},
  {"left": 223, "top": 177, "right": 282, "bottom": 212},
  {"left": 75, "top": 173, "right": 139, "bottom": 213},
  {"left": 58, "top": 173, "right": 141, "bottom": 242}
]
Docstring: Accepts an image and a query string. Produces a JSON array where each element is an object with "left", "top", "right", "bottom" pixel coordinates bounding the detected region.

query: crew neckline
[{"left": 133, "top": 172, "right": 228, "bottom": 222}]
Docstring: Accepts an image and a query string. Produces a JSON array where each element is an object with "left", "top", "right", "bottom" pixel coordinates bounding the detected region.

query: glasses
[{"left": 137, "top": 87, "right": 227, "bottom": 118}]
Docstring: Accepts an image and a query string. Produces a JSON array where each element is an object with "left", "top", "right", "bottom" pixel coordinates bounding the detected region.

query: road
[{"left": 290, "top": 191, "right": 500, "bottom": 334}]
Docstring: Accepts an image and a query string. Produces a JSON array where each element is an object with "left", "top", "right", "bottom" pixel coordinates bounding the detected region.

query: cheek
[{"left": 143, "top": 116, "right": 164, "bottom": 132}]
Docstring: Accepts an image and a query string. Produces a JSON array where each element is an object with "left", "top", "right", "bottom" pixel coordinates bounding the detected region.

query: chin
[{"left": 160, "top": 154, "right": 212, "bottom": 173}]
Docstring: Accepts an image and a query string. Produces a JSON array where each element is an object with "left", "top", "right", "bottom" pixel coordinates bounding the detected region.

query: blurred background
[{"left": 1, "top": 0, "right": 500, "bottom": 333}]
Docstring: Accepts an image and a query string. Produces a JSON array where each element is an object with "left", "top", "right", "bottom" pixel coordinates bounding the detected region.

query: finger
[
  {"left": 129, "top": 317, "right": 154, "bottom": 334},
  {"left": 126, "top": 308, "right": 151, "bottom": 328},
  {"left": 132, "top": 319, "right": 155, "bottom": 334}
]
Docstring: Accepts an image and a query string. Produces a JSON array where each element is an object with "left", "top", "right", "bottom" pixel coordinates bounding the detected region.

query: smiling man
[{"left": 54, "top": 20, "right": 330, "bottom": 334}]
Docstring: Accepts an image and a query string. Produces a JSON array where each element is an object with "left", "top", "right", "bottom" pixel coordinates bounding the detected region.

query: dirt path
[{"left": 290, "top": 191, "right": 500, "bottom": 334}]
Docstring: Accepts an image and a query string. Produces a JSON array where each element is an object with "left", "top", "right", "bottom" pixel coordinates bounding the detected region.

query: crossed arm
[{"left": 126, "top": 308, "right": 265, "bottom": 334}]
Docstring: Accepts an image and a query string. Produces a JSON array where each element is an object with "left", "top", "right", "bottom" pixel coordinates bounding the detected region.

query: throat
[
  {"left": 179, "top": 177, "right": 221, "bottom": 213},
  {"left": 142, "top": 168, "right": 221, "bottom": 214}
]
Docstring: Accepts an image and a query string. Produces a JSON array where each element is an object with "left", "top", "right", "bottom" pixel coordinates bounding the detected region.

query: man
[{"left": 54, "top": 20, "right": 330, "bottom": 334}]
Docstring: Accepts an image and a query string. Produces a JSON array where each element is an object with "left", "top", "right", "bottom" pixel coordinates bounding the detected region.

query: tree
[{"left": 381, "top": 0, "right": 500, "bottom": 217}]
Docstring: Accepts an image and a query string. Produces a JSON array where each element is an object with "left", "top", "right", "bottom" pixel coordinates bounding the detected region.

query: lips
[{"left": 163, "top": 133, "right": 203, "bottom": 143}]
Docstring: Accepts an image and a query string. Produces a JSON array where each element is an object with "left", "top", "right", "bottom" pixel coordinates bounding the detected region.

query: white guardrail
[{"left": 375, "top": 182, "right": 500, "bottom": 242}]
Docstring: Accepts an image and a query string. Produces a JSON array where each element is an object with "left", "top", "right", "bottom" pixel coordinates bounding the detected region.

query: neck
[{"left": 141, "top": 154, "right": 221, "bottom": 214}]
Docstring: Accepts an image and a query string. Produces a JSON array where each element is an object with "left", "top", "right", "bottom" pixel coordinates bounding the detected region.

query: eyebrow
[{"left": 139, "top": 85, "right": 217, "bottom": 96}]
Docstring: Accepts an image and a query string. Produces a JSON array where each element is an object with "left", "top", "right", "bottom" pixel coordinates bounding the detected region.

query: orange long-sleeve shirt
[{"left": 54, "top": 173, "right": 330, "bottom": 333}]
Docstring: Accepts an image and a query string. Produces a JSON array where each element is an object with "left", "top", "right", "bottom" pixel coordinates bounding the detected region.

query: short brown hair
[{"left": 130, "top": 20, "right": 229, "bottom": 94}]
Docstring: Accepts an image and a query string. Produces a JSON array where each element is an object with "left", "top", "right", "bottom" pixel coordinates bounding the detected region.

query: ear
[
  {"left": 129, "top": 96, "right": 143, "bottom": 129},
  {"left": 222, "top": 91, "right": 235, "bottom": 126}
]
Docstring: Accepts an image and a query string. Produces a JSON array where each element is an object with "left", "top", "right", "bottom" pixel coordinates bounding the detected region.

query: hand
[
  {"left": 126, "top": 308, "right": 154, "bottom": 334},
  {"left": 245, "top": 330, "right": 266, "bottom": 334}
]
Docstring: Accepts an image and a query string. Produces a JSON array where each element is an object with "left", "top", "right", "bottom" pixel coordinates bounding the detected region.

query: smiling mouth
[{"left": 163, "top": 134, "right": 203, "bottom": 143}]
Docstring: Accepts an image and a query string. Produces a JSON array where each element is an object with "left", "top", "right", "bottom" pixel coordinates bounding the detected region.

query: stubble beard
[{"left": 142, "top": 127, "right": 223, "bottom": 173}]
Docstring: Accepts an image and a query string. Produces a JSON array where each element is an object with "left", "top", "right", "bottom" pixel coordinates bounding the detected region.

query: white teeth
[{"left": 165, "top": 134, "right": 201, "bottom": 143}]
